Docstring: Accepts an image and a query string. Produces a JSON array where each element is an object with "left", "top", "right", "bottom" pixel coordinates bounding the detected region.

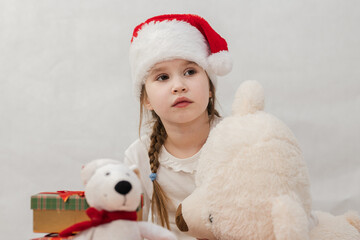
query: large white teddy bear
[
  {"left": 60, "top": 159, "right": 177, "bottom": 240},
  {"left": 175, "top": 80, "right": 360, "bottom": 240}
]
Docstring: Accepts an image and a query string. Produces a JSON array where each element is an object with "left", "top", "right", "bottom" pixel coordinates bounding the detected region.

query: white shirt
[{"left": 124, "top": 117, "right": 221, "bottom": 240}]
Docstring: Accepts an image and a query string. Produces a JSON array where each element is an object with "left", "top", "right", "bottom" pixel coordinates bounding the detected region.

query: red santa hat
[{"left": 129, "top": 14, "right": 232, "bottom": 98}]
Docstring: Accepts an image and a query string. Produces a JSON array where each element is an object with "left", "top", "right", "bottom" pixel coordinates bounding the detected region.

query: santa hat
[{"left": 129, "top": 14, "right": 232, "bottom": 98}]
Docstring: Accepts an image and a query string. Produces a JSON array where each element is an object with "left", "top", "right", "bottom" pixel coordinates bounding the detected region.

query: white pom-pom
[
  {"left": 207, "top": 51, "right": 232, "bottom": 76},
  {"left": 232, "top": 80, "right": 265, "bottom": 116}
]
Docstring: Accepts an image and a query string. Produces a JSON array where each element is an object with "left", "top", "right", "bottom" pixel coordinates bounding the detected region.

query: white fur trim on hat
[{"left": 130, "top": 20, "right": 210, "bottom": 98}]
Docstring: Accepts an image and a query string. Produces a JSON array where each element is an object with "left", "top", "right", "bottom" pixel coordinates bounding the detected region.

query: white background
[{"left": 0, "top": 0, "right": 359, "bottom": 239}]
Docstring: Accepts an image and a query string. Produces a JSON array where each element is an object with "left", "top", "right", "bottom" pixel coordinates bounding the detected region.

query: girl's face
[{"left": 144, "top": 59, "right": 212, "bottom": 126}]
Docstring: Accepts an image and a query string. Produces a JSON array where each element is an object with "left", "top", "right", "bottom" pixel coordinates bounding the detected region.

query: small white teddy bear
[{"left": 60, "top": 159, "right": 177, "bottom": 240}]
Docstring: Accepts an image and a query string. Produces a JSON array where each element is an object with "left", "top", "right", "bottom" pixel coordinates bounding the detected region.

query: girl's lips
[
  {"left": 172, "top": 97, "right": 193, "bottom": 108},
  {"left": 173, "top": 101, "right": 192, "bottom": 108}
]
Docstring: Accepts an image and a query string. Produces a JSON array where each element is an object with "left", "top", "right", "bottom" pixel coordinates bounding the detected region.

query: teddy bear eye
[{"left": 105, "top": 172, "right": 111, "bottom": 176}]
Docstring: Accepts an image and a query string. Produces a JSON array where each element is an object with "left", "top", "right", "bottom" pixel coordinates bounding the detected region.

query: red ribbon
[
  {"left": 59, "top": 207, "right": 137, "bottom": 237},
  {"left": 40, "top": 191, "right": 85, "bottom": 202}
]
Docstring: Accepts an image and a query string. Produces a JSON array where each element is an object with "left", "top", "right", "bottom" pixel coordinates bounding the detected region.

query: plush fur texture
[
  {"left": 175, "top": 80, "right": 360, "bottom": 240},
  {"left": 73, "top": 159, "right": 176, "bottom": 240},
  {"left": 310, "top": 211, "right": 360, "bottom": 240}
]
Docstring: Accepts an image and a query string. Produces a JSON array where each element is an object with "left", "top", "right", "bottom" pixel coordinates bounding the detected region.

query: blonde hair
[{"left": 139, "top": 80, "right": 219, "bottom": 229}]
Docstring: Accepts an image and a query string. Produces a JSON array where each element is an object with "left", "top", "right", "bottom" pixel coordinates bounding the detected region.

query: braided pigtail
[{"left": 148, "top": 113, "right": 171, "bottom": 229}]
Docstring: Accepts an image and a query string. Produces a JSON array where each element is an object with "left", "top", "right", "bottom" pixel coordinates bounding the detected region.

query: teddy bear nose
[{"left": 114, "top": 181, "right": 132, "bottom": 195}]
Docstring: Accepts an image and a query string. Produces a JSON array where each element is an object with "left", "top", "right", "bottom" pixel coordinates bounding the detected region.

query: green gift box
[
  {"left": 31, "top": 191, "right": 90, "bottom": 233},
  {"left": 31, "top": 191, "right": 143, "bottom": 233}
]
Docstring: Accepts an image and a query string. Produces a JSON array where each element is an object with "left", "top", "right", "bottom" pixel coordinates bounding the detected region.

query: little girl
[{"left": 124, "top": 14, "right": 232, "bottom": 239}]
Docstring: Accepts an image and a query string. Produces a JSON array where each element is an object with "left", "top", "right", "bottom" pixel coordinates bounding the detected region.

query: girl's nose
[
  {"left": 172, "top": 86, "right": 187, "bottom": 94},
  {"left": 172, "top": 79, "right": 188, "bottom": 94}
]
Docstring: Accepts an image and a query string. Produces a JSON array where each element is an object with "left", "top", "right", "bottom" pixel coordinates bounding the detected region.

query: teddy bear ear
[
  {"left": 232, "top": 80, "right": 265, "bottom": 116},
  {"left": 129, "top": 165, "right": 141, "bottom": 179},
  {"left": 81, "top": 159, "right": 120, "bottom": 186}
]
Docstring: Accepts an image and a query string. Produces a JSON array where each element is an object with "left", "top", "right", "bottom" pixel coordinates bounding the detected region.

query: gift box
[
  {"left": 31, "top": 191, "right": 143, "bottom": 233},
  {"left": 31, "top": 191, "right": 90, "bottom": 233}
]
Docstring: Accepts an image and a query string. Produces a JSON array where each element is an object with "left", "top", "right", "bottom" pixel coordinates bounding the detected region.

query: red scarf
[{"left": 59, "top": 207, "right": 137, "bottom": 237}]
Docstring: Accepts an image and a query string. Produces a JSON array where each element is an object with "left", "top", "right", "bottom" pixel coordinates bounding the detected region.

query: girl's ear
[
  {"left": 142, "top": 88, "right": 154, "bottom": 110},
  {"left": 144, "top": 99, "right": 154, "bottom": 110}
]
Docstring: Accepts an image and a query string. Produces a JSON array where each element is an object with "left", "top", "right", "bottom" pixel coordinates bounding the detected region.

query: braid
[{"left": 148, "top": 113, "right": 171, "bottom": 229}]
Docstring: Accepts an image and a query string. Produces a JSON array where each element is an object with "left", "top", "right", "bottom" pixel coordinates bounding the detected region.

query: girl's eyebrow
[
  {"left": 148, "top": 66, "right": 166, "bottom": 76},
  {"left": 183, "top": 61, "right": 197, "bottom": 67},
  {"left": 149, "top": 61, "right": 197, "bottom": 76}
]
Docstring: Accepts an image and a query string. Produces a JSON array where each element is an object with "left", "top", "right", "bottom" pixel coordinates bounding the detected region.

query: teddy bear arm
[
  {"left": 176, "top": 187, "right": 215, "bottom": 239},
  {"left": 137, "top": 222, "right": 177, "bottom": 240}
]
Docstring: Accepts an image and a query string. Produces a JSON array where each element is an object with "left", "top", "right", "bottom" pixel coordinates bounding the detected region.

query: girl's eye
[
  {"left": 184, "top": 69, "right": 196, "bottom": 76},
  {"left": 156, "top": 74, "right": 169, "bottom": 81}
]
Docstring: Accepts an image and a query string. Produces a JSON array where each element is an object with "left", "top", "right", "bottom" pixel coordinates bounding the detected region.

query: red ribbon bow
[
  {"left": 59, "top": 207, "right": 137, "bottom": 237},
  {"left": 40, "top": 191, "right": 85, "bottom": 202}
]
